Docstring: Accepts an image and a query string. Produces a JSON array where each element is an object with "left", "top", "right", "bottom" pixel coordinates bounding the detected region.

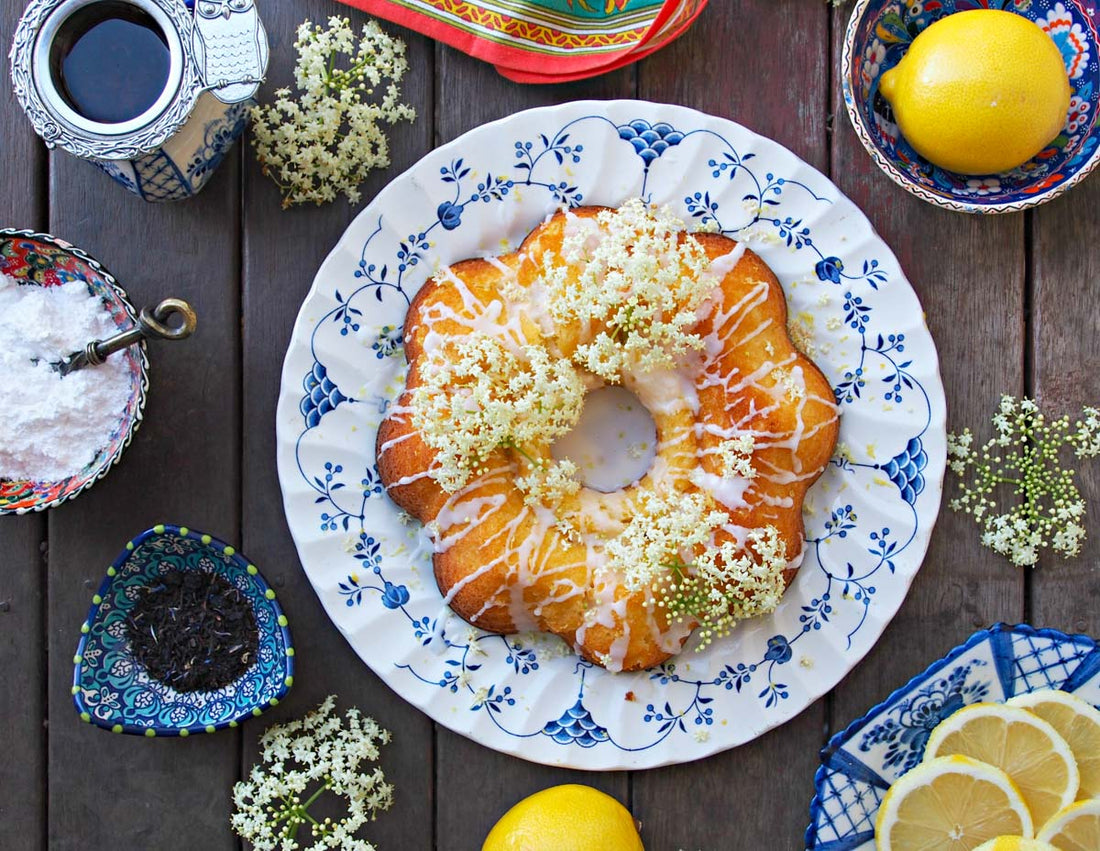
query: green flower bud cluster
[{"left": 947, "top": 395, "right": 1100, "bottom": 566}]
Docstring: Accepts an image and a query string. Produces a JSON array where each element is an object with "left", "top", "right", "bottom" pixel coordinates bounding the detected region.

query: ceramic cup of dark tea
[
  {"left": 10, "top": 0, "right": 268, "bottom": 201},
  {"left": 72, "top": 524, "right": 293, "bottom": 736}
]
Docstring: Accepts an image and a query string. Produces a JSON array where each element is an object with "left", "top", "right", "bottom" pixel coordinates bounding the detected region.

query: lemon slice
[
  {"left": 1007, "top": 689, "right": 1100, "bottom": 800},
  {"left": 1036, "top": 799, "right": 1100, "bottom": 851},
  {"left": 974, "top": 838, "right": 1062, "bottom": 851},
  {"left": 875, "top": 754, "right": 1033, "bottom": 850},
  {"left": 925, "top": 702, "right": 1080, "bottom": 827}
]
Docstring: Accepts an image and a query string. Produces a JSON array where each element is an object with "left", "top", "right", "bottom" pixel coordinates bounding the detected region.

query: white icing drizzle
[{"left": 378, "top": 215, "right": 839, "bottom": 672}]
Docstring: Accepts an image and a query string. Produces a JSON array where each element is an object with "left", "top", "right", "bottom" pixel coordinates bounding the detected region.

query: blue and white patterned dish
[
  {"left": 806, "top": 623, "right": 1100, "bottom": 850},
  {"left": 72, "top": 524, "right": 293, "bottom": 736},
  {"left": 275, "top": 100, "right": 948, "bottom": 770},
  {"left": 842, "top": 0, "right": 1100, "bottom": 213}
]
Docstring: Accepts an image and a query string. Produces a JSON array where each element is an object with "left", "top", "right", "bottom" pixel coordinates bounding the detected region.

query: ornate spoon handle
[{"left": 56, "top": 298, "right": 197, "bottom": 376}]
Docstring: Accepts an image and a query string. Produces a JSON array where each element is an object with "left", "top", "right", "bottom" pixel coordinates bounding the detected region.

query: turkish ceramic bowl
[
  {"left": 805, "top": 623, "right": 1100, "bottom": 849},
  {"left": 0, "top": 230, "right": 148, "bottom": 514},
  {"left": 841, "top": 0, "right": 1100, "bottom": 213},
  {"left": 73, "top": 525, "right": 294, "bottom": 736}
]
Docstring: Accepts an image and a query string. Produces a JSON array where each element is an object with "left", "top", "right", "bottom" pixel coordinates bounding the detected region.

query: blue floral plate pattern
[
  {"left": 72, "top": 524, "right": 294, "bottom": 736},
  {"left": 806, "top": 623, "right": 1100, "bottom": 849},
  {"left": 275, "top": 100, "right": 948, "bottom": 770},
  {"left": 842, "top": 0, "right": 1100, "bottom": 213}
]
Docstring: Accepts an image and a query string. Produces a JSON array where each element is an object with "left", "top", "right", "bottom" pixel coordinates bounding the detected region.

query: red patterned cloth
[{"left": 336, "top": 0, "right": 708, "bottom": 82}]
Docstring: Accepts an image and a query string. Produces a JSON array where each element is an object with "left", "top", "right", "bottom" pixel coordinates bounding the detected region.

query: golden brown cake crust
[{"left": 376, "top": 207, "right": 839, "bottom": 671}]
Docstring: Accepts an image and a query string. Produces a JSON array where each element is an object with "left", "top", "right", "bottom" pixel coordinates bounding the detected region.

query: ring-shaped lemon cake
[{"left": 377, "top": 200, "right": 839, "bottom": 672}]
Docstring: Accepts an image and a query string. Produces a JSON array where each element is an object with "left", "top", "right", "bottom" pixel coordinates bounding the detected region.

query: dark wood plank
[
  {"left": 0, "top": 519, "right": 45, "bottom": 851},
  {"left": 434, "top": 44, "right": 635, "bottom": 142},
  {"left": 0, "top": 2, "right": 49, "bottom": 848},
  {"left": 631, "top": 4, "right": 830, "bottom": 849},
  {"left": 638, "top": 1, "right": 830, "bottom": 173},
  {"left": 239, "top": 4, "right": 436, "bottom": 849},
  {"left": 45, "top": 124, "right": 242, "bottom": 851},
  {"left": 431, "top": 44, "right": 636, "bottom": 851},
  {"left": 825, "top": 0, "right": 1026, "bottom": 768},
  {"left": 1031, "top": 182, "right": 1100, "bottom": 635}
]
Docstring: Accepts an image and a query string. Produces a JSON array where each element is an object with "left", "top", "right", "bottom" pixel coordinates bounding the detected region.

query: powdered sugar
[{"left": 0, "top": 274, "right": 134, "bottom": 481}]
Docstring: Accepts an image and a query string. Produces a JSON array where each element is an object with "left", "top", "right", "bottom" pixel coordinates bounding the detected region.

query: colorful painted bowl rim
[
  {"left": 0, "top": 228, "right": 149, "bottom": 514},
  {"left": 840, "top": 1, "right": 1100, "bottom": 214},
  {"left": 804, "top": 621, "right": 1098, "bottom": 848},
  {"left": 72, "top": 523, "right": 295, "bottom": 736}
]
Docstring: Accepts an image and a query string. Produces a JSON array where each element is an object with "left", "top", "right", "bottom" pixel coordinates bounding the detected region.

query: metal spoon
[{"left": 53, "top": 298, "right": 197, "bottom": 376}]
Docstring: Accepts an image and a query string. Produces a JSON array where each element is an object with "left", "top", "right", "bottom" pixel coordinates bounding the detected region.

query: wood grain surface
[
  {"left": 0, "top": 2, "right": 47, "bottom": 846},
  {"left": 1, "top": 0, "right": 1096, "bottom": 848},
  {"left": 1031, "top": 183, "right": 1100, "bottom": 634},
  {"left": 240, "top": 6, "right": 436, "bottom": 849}
]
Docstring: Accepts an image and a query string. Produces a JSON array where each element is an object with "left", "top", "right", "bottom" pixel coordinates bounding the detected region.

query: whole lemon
[
  {"left": 879, "top": 9, "right": 1071, "bottom": 174},
  {"left": 481, "top": 784, "right": 645, "bottom": 851}
]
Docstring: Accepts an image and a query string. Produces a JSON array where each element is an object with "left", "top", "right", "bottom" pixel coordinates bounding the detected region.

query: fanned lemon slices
[
  {"left": 1007, "top": 690, "right": 1100, "bottom": 801},
  {"left": 875, "top": 755, "right": 1034, "bottom": 851},
  {"left": 1036, "top": 798, "right": 1100, "bottom": 851},
  {"left": 973, "top": 838, "right": 1061, "bottom": 851},
  {"left": 924, "top": 702, "right": 1080, "bottom": 828}
]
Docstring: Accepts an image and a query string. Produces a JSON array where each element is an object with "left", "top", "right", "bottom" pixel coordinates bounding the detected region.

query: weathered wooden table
[{"left": 2, "top": 0, "right": 1098, "bottom": 847}]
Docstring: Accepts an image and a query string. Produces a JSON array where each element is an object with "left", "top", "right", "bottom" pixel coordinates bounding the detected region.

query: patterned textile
[{"left": 337, "top": 0, "right": 708, "bottom": 82}]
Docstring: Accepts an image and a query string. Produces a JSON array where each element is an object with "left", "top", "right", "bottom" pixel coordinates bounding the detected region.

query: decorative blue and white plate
[
  {"left": 806, "top": 623, "right": 1100, "bottom": 850},
  {"left": 275, "top": 101, "right": 947, "bottom": 770},
  {"left": 73, "top": 524, "right": 294, "bottom": 736}
]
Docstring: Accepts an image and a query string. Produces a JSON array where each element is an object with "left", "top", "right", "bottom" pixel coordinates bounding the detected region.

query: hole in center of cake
[{"left": 551, "top": 385, "right": 657, "bottom": 493}]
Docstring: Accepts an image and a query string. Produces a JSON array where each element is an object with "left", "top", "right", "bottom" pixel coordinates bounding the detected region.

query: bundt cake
[{"left": 376, "top": 200, "right": 839, "bottom": 672}]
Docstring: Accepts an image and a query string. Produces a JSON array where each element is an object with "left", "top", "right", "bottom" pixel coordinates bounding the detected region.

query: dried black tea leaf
[{"left": 126, "top": 570, "right": 259, "bottom": 692}]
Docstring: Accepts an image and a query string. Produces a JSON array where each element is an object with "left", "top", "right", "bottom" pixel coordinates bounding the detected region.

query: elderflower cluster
[
  {"left": 231, "top": 696, "right": 393, "bottom": 851},
  {"left": 515, "top": 456, "right": 581, "bottom": 515},
  {"left": 666, "top": 526, "right": 788, "bottom": 649},
  {"left": 605, "top": 489, "right": 787, "bottom": 648},
  {"left": 717, "top": 434, "right": 757, "bottom": 479},
  {"left": 947, "top": 395, "right": 1100, "bottom": 566},
  {"left": 250, "top": 17, "right": 416, "bottom": 207},
  {"left": 411, "top": 334, "right": 585, "bottom": 493},
  {"left": 540, "top": 199, "right": 714, "bottom": 380},
  {"left": 606, "top": 490, "right": 728, "bottom": 592}
]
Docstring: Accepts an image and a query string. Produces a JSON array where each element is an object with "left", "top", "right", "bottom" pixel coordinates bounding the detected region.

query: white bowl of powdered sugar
[{"left": 0, "top": 230, "right": 147, "bottom": 513}]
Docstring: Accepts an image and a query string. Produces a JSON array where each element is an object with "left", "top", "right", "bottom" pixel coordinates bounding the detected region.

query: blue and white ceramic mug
[{"left": 9, "top": 0, "right": 268, "bottom": 201}]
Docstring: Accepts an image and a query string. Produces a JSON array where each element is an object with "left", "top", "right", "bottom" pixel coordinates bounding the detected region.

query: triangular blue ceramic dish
[{"left": 73, "top": 524, "right": 294, "bottom": 736}]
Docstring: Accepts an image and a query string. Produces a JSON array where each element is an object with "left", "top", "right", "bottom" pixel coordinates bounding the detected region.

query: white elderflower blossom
[
  {"left": 515, "top": 457, "right": 581, "bottom": 507},
  {"left": 251, "top": 17, "right": 416, "bottom": 208},
  {"left": 716, "top": 434, "right": 757, "bottom": 480},
  {"left": 410, "top": 334, "right": 585, "bottom": 493},
  {"left": 1072, "top": 406, "right": 1100, "bottom": 456},
  {"left": 541, "top": 200, "right": 715, "bottom": 381},
  {"left": 604, "top": 490, "right": 787, "bottom": 647},
  {"left": 230, "top": 696, "right": 393, "bottom": 851},
  {"left": 665, "top": 526, "right": 788, "bottom": 649},
  {"left": 948, "top": 395, "right": 1100, "bottom": 566},
  {"left": 605, "top": 491, "right": 727, "bottom": 593},
  {"left": 602, "top": 490, "right": 792, "bottom": 650}
]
